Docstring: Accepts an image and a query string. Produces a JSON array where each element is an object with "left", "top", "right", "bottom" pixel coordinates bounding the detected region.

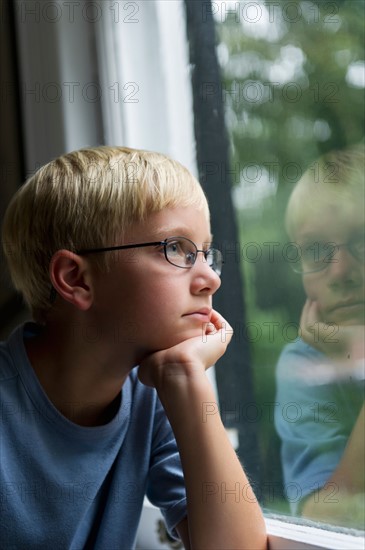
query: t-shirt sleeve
[
  {"left": 274, "top": 341, "right": 348, "bottom": 513},
  {"left": 146, "top": 397, "right": 187, "bottom": 540}
]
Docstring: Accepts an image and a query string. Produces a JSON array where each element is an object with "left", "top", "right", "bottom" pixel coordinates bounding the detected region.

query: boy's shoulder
[
  {"left": 0, "top": 324, "right": 24, "bottom": 382},
  {"left": 0, "top": 323, "right": 56, "bottom": 386},
  {"left": 276, "top": 337, "right": 328, "bottom": 383},
  {"left": 278, "top": 337, "right": 323, "bottom": 363},
  {"left": 0, "top": 322, "right": 155, "bottom": 413}
]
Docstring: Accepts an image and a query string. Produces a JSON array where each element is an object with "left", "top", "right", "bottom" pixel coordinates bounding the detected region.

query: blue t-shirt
[
  {"left": 275, "top": 338, "right": 364, "bottom": 513},
  {"left": 0, "top": 323, "right": 187, "bottom": 549}
]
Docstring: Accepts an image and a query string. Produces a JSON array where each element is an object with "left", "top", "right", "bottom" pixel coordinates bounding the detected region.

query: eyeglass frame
[
  {"left": 290, "top": 236, "right": 365, "bottom": 275},
  {"left": 75, "top": 236, "right": 224, "bottom": 276}
]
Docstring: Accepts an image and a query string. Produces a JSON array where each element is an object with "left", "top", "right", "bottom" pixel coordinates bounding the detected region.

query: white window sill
[
  {"left": 266, "top": 516, "right": 364, "bottom": 550},
  {"left": 137, "top": 499, "right": 365, "bottom": 550}
]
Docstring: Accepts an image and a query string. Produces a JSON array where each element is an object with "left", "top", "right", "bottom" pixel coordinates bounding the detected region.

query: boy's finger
[
  {"left": 205, "top": 322, "right": 216, "bottom": 335},
  {"left": 301, "top": 299, "right": 319, "bottom": 329},
  {"left": 208, "top": 309, "right": 223, "bottom": 329},
  {"left": 208, "top": 310, "right": 234, "bottom": 346},
  {"left": 210, "top": 309, "right": 233, "bottom": 333}
]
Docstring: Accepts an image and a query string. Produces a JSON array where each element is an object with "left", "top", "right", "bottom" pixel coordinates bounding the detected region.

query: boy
[
  {"left": 275, "top": 145, "right": 364, "bottom": 527},
  {"left": 1, "top": 146, "right": 266, "bottom": 549}
]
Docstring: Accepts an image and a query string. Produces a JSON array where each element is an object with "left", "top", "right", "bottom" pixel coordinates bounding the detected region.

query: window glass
[{"left": 213, "top": 0, "right": 364, "bottom": 530}]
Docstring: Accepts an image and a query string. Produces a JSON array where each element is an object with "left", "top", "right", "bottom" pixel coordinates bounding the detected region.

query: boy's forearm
[
  {"left": 302, "top": 403, "right": 364, "bottom": 526},
  {"left": 326, "top": 403, "right": 364, "bottom": 491},
  {"left": 157, "top": 375, "right": 267, "bottom": 550}
]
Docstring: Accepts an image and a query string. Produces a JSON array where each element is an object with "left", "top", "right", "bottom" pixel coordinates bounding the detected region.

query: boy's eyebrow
[{"left": 152, "top": 225, "right": 213, "bottom": 243}]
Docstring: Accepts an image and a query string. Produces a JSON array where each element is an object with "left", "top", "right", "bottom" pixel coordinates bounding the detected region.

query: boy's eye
[
  {"left": 165, "top": 240, "right": 194, "bottom": 261},
  {"left": 164, "top": 238, "right": 198, "bottom": 267},
  {"left": 166, "top": 241, "right": 184, "bottom": 256},
  {"left": 185, "top": 251, "right": 196, "bottom": 265},
  {"left": 302, "top": 241, "right": 336, "bottom": 267}
]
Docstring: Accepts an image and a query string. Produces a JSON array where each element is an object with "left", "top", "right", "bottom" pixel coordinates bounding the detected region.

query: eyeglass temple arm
[{"left": 76, "top": 241, "right": 164, "bottom": 255}]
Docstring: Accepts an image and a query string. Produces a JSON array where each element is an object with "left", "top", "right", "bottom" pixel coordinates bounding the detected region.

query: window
[
  {"left": 202, "top": 0, "right": 364, "bottom": 539},
  {"left": 6, "top": 0, "right": 365, "bottom": 547}
]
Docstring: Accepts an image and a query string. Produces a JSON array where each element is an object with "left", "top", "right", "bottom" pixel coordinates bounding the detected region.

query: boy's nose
[
  {"left": 191, "top": 253, "right": 222, "bottom": 294},
  {"left": 327, "top": 246, "right": 363, "bottom": 287}
]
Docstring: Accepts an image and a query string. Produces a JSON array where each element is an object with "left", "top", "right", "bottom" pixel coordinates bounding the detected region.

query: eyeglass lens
[
  {"left": 164, "top": 237, "right": 222, "bottom": 275},
  {"left": 292, "top": 236, "right": 365, "bottom": 274}
]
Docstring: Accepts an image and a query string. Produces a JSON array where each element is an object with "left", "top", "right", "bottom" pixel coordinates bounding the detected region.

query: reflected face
[{"left": 296, "top": 203, "right": 364, "bottom": 326}]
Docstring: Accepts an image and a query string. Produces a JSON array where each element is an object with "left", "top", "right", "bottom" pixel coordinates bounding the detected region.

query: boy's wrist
[
  {"left": 153, "top": 371, "right": 217, "bottom": 420},
  {"left": 154, "top": 367, "right": 214, "bottom": 399}
]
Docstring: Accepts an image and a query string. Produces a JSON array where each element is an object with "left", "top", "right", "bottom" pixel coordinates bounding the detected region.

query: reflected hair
[
  {"left": 285, "top": 143, "right": 365, "bottom": 240},
  {"left": 2, "top": 146, "right": 209, "bottom": 323}
]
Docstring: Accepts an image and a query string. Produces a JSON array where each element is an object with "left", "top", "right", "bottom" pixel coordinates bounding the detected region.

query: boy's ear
[{"left": 49, "top": 250, "right": 94, "bottom": 311}]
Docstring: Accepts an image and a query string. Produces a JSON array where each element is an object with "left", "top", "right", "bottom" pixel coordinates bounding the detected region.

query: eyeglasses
[
  {"left": 290, "top": 236, "right": 365, "bottom": 274},
  {"left": 76, "top": 236, "right": 223, "bottom": 276}
]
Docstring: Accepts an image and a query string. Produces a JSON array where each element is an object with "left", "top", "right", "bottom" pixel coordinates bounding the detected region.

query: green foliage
[{"left": 217, "top": 0, "right": 364, "bottom": 171}]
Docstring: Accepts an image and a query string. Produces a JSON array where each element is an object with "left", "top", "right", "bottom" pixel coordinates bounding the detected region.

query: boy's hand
[
  {"left": 138, "top": 311, "right": 266, "bottom": 550},
  {"left": 300, "top": 299, "right": 364, "bottom": 366},
  {"left": 138, "top": 310, "right": 233, "bottom": 389}
]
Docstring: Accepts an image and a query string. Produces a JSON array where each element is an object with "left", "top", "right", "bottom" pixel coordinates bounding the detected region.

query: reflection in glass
[
  {"left": 214, "top": 0, "right": 365, "bottom": 530},
  {"left": 275, "top": 146, "right": 364, "bottom": 529}
]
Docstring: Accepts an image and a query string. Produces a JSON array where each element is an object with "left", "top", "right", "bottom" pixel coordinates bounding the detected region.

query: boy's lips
[
  {"left": 329, "top": 300, "right": 364, "bottom": 313},
  {"left": 183, "top": 308, "right": 212, "bottom": 321},
  {"left": 327, "top": 300, "right": 365, "bottom": 321}
]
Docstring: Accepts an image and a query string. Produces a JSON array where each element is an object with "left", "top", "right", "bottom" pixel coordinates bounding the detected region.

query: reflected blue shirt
[
  {"left": 0, "top": 323, "right": 187, "bottom": 549},
  {"left": 275, "top": 338, "right": 364, "bottom": 512}
]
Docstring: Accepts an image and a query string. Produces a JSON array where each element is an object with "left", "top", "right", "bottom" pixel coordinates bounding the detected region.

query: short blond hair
[
  {"left": 2, "top": 146, "right": 209, "bottom": 322},
  {"left": 285, "top": 143, "right": 365, "bottom": 240}
]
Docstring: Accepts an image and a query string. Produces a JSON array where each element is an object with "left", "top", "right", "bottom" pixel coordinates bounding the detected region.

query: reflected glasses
[
  {"left": 76, "top": 236, "right": 223, "bottom": 276},
  {"left": 290, "top": 236, "right": 365, "bottom": 274}
]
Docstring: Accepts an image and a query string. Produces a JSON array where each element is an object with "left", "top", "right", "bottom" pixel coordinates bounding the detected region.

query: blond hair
[
  {"left": 2, "top": 146, "right": 209, "bottom": 322},
  {"left": 285, "top": 143, "right": 365, "bottom": 240}
]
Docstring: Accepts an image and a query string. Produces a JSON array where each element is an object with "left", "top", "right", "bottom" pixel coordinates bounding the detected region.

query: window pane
[{"left": 214, "top": 0, "right": 364, "bottom": 530}]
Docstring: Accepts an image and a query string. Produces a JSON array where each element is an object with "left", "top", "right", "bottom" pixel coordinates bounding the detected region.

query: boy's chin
[
  {"left": 163, "top": 328, "right": 206, "bottom": 348},
  {"left": 141, "top": 328, "right": 206, "bottom": 358}
]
